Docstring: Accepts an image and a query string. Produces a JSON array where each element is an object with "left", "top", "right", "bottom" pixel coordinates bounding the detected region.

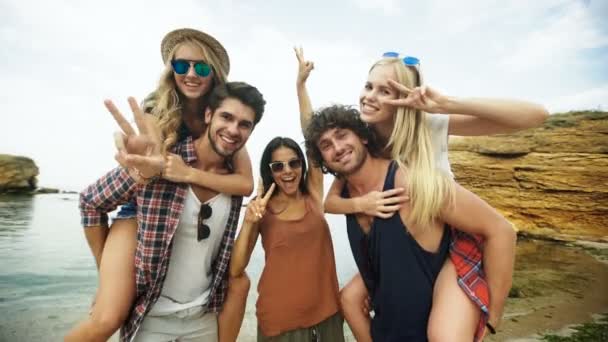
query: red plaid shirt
[
  {"left": 79, "top": 136, "right": 242, "bottom": 342},
  {"left": 449, "top": 229, "right": 490, "bottom": 342}
]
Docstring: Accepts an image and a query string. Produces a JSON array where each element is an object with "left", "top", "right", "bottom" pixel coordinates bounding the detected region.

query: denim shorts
[{"left": 114, "top": 200, "right": 137, "bottom": 220}]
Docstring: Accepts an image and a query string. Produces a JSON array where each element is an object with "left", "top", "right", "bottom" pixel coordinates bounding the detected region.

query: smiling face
[
  {"left": 204, "top": 97, "right": 255, "bottom": 158},
  {"left": 316, "top": 127, "right": 369, "bottom": 176},
  {"left": 269, "top": 146, "right": 304, "bottom": 197},
  {"left": 359, "top": 63, "right": 400, "bottom": 126},
  {"left": 172, "top": 43, "right": 214, "bottom": 100}
]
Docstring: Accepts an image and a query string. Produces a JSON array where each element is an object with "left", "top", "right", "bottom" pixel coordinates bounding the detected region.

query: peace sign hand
[
  {"left": 381, "top": 80, "right": 447, "bottom": 114},
  {"left": 105, "top": 97, "right": 164, "bottom": 181},
  {"left": 294, "top": 46, "right": 314, "bottom": 86},
  {"left": 244, "top": 180, "right": 276, "bottom": 224}
]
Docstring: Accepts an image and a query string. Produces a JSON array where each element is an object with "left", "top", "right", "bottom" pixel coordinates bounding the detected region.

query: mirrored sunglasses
[
  {"left": 382, "top": 52, "right": 420, "bottom": 66},
  {"left": 171, "top": 59, "right": 212, "bottom": 77}
]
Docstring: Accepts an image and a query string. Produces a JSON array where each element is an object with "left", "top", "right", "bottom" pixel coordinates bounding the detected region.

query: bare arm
[
  {"left": 229, "top": 183, "right": 275, "bottom": 277},
  {"left": 294, "top": 47, "right": 315, "bottom": 134},
  {"left": 229, "top": 219, "right": 261, "bottom": 278},
  {"left": 294, "top": 47, "right": 325, "bottom": 207},
  {"left": 324, "top": 176, "right": 407, "bottom": 218},
  {"left": 384, "top": 81, "right": 549, "bottom": 136},
  {"left": 440, "top": 182, "right": 517, "bottom": 328},
  {"left": 444, "top": 98, "right": 549, "bottom": 136},
  {"left": 177, "top": 147, "right": 254, "bottom": 196}
]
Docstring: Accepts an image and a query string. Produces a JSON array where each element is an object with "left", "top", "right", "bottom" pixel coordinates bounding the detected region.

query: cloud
[
  {"left": 1, "top": 0, "right": 606, "bottom": 189},
  {"left": 499, "top": 1, "right": 608, "bottom": 73},
  {"left": 353, "top": 0, "right": 402, "bottom": 16},
  {"left": 548, "top": 83, "right": 608, "bottom": 112}
]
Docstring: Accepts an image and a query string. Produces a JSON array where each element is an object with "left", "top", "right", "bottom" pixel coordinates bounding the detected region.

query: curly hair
[{"left": 304, "top": 104, "right": 381, "bottom": 176}]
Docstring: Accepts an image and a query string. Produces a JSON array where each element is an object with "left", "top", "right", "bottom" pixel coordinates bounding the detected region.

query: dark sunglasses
[
  {"left": 268, "top": 159, "right": 302, "bottom": 173},
  {"left": 171, "top": 59, "right": 212, "bottom": 77},
  {"left": 197, "top": 204, "right": 212, "bottom": 241},
  {"left": 382, "top": 51, "right": 420, "bottom": 66}
]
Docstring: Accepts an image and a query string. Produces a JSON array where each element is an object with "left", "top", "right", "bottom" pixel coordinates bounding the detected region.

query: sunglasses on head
[
  {"left": 171, "top": 59, "right": 212, "bottom": 77},
  {"left": 197, "top": 203, "right": 212, "bottom": 241},
  {"left": 269, "top": 159, "right": 302, "bottom": 173},
  {"left": 382, "top": 51, "right": 420, "bottom": 66}
]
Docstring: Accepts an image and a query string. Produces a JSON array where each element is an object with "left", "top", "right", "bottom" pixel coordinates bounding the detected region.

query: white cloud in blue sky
[{"left": 1, "top": 0, "right": 606, "bottom": 190}]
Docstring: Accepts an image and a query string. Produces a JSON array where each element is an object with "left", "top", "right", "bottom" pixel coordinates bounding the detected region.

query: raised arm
[
  {"left": 440, "top": 181, "right": 517, "bottom": 329},
  {"left": 444, "top": 98, "right": 549, "bottom": 136},
  {"left": 163, "top": 146, "right": 254, "bottom": 196},
  {"left": 230, "top": 182, "right": 276, "bottom": 277},
  {"left": 294, "top": 47, "right": 325, "bottom": 206},
  {"left": 384, "top": 80, "right": 549, "bottom": 136},
  {"left": 294, "top": 47, "right": 314, "bottom": 134}
]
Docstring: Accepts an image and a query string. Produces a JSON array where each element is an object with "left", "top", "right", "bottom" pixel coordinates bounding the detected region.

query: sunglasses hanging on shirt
[{"left": 197, "top": 203, "right": 212, "bottom": 241}]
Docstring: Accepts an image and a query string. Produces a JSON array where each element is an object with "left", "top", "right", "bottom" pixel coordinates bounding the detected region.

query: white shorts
[{"left": 133, "top": 310, "right": 218, "bottom": 342}]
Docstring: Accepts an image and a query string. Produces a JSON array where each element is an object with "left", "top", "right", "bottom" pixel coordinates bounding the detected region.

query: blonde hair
[
  {"left": 143, "top": 38, "right": 229, "bottom": 153},
  {"left": 370, "top": 58, "right": 454, "bottom": 227}
]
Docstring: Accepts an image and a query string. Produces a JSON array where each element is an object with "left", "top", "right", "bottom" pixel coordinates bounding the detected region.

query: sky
[{"left": 1, "top": 0, "right": 607, "bottom": 191}]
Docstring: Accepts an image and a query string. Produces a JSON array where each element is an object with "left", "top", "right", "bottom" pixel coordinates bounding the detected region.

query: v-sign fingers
[
  {"left": 113, "top": 131, "right": 126, "bottom": 152},
  {"left": 256, "top": 178, "right": 265, "bottom": 198},
  {"left": 105, "top": 99, "right": 136, "bottom": 136},
  {"left": 388, "top": 79, "right": 412, "bottom": 95},
  {"left": 383, "top": 97, "right": 415, "bottom": 107},
  {"left": 294, "top": 46, "right": 303, "bottom": 63},
  {"left": 128, "top": 97, "right": 148, "bottom": 135},
  {"left": 261, "top": 183, "right": 276, "bottom": 205}
]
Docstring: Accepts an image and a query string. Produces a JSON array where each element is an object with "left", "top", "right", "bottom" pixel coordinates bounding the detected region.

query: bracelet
[
  {"left": 486, "top": 322, "right": 496, "bottom": 335},
  {"left": 136, "top": 169, "right": 160, "bottom": 183}
]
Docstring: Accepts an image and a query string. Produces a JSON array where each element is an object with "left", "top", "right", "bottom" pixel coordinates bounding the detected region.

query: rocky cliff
[
  {"left": 0, "top": 154, "right": 39, "bottom": 193},
  {"left": 449, "top": 111, "right": 608, "bottom": 242}
]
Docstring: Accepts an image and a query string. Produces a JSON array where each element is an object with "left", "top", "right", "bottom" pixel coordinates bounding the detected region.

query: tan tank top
[{"left": 255, "top": 195, "right": 340, "bottom": 337}]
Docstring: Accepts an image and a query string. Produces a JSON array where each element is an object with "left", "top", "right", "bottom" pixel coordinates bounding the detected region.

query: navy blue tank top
[{"left": 342, "top": 161, "right": 450, "bottom": 341}]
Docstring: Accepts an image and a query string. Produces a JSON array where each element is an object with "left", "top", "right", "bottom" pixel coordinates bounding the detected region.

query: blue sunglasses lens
[
  {"left": 171, "top": 60, "right": 190, "bottom": 74},
  {"left": 193, "top": 62, "right": 211, "bottom": 77},
  {"left": 381, "top": 52, "right": 420, "bottom": 66},
  {"left": 171, "top": 60, "right": 212, "bottom": 77},
  {"left": 402, "top": 56, "right": 420, "bottom": 66},
  {"left": 382, "top": 51, "right": 399, "bottom": 58}
]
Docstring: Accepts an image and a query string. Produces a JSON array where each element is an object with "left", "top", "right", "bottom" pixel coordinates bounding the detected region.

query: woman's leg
[
  {"left": 65, "top": 218, "right": 137, "bottom": 342},
  {"left": 218, "top": 272, "right": 251, "bottom": 342},
  {"left": 427, "top": 259, "right": 480, "bottom": 342},
  {"left": 340, "top": 273, "right": 372, "bottom": 342}
]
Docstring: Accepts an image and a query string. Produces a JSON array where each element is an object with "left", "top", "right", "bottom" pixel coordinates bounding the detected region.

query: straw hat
[{"left": 161, "top": 28, "right": 230, "bottom": 74}]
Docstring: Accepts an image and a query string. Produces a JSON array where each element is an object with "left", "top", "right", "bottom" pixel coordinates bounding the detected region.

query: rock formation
[
  {"left": 449, "top": 111, "right": 607, "bottom": 242},
  {"left": 0, "top": 154, "right": 39, "bottom": 193}
]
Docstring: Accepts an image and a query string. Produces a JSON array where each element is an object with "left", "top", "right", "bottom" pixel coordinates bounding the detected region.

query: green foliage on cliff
[{"left": 545, "top": 110, "right": 608, "bottom": 128}]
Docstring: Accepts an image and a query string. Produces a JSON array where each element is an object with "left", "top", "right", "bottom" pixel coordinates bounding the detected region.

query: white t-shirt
[
  {"left": 148, "top": 188, "right": 231, "bottom": 317},
  {"left": 426, "top": 113, "right": 453, "bottom": 178}
]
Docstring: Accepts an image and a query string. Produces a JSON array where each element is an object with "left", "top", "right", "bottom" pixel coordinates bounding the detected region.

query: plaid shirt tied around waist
[
  {"left": 449, "top": 228, "right": 490, "bottom": 342},
  {"left": 79, "top": 136, "right": 242, "bottom": 342}
]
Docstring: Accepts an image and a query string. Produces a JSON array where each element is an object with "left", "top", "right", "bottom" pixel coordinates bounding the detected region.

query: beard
[
  {"left": 327, "top": 149, "right": 368, "bottom": 177},
  {"left": 207, "top": 125, "right": 244, "bottom": 159}
]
